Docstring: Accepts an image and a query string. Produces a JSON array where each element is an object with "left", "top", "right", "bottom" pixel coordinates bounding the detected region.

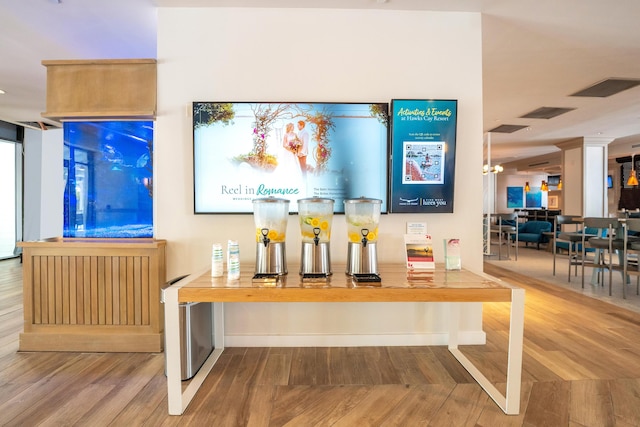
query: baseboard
[{"left": 224, "top": 330, "right": 487, "bottom": 347}]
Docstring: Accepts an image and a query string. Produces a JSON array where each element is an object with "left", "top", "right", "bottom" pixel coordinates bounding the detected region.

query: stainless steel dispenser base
[
  {"left": 300, "top": 242, "right": 331, "bottom": 276},
  {"left": 255, "top": 242, "right": 287, "bottom": 275},
  {"left": 346, "top": 241, "right": 378, "bottom": 275}
]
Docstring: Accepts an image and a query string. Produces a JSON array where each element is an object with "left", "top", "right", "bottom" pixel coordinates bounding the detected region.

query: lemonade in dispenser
[
  {"left": 344, "top": 197, "right": 382, "bottom": 277},
  {"left": 252, "top": 197, "right": 289, "bottom": 276},
  {"left": 298, "top": 198, "right": 334, "bottom": 276}
]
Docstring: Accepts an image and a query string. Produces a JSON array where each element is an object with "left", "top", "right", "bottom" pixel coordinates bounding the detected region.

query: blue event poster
[{"left": 390, "top": 99, "right": 458, "bottom": 213}]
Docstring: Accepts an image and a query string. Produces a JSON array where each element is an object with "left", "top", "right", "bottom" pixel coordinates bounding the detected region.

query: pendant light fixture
[
  {"left": 541, "top": 180, "right": 549, "bottom": 191},
  {"left": 628, "top": 154, "right": 638, "bottom": 186},
  {"left": 557, "top": 178, "right": 562, "bottom": 190},
  {"left": 524, "top": 181, "right": 530, "bottom": 192}
]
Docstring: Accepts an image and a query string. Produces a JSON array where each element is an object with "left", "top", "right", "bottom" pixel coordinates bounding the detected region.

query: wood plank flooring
[{"left": 1, "top": 257, "right": 640, "bottom": 426}]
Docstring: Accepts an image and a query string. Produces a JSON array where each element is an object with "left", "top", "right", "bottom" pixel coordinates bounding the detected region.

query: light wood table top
[{"left": 176, "top": 264, "right": 516, "bottom": 304}]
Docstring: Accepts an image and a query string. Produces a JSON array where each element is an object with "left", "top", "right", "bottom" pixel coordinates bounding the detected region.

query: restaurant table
[{"left": 162, "top": 264, "right": 525, "bottom": 416}]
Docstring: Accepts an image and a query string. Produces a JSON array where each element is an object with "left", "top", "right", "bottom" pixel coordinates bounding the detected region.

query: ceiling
[{"left": 2, "top": 0, "right": 640, "bottom": 172}]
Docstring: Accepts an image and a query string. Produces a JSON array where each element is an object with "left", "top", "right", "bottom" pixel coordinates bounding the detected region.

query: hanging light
[
  {"left": 628, "top": 154, "right": 639, "bottom": 186},
  {"left": 558, "top": 178, "right": 562, "bottom": 190},
  {"left": 524, "top": 181, "right": 530, "bottom": 192},
  {"left": 482, "top": 164, "right": 503, "bottom": 174},
  {"left": 541, "top": 180, "right": 549, "bottom": 191}
]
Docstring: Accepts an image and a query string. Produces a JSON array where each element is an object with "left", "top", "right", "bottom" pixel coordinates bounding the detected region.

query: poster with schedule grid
[{"left": 390, "top": 99, "right": 458, "bottom": 213}]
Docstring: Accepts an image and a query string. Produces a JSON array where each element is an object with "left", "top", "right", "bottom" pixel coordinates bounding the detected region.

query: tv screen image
[{"left": 193, "top": 102, "right": 389, "bottom": 213}]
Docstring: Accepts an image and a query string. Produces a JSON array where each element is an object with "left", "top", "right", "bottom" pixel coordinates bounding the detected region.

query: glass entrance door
[{"left": 0, "top": 139, "right": 19, "bottom": 259}]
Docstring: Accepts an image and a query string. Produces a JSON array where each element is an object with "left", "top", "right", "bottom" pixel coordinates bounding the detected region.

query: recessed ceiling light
[{"left": 0, "top": 89, "right": 5, "bottom": 95}]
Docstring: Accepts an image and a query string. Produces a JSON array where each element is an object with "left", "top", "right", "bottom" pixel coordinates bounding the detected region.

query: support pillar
[{"left": 556, "top": 137, "right": 613, "bottom": 217}]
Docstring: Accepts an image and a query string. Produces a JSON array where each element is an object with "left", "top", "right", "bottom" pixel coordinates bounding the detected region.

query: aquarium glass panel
[{"left": 63, "top": 121, "right": 154, "bottom": 238}]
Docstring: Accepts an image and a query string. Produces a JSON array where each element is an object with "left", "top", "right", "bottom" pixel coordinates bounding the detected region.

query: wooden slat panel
[
  {"left": 62, "top": 256, "right": 70, "bottom": 324},
  {"left": 76, "top": 256, "right": 84, "bottom": 324},
  {"left": 54, "top": 256, "right": 63, "bottom": 325},
  {"left": 17, "top": 239, "right": 166, "bottom": 352},
  {"left": 141, "top": 256, "right": 149, "bottom": 325},
  {"left": 47, "top": 256, "right": 55, "bottom": 324},
  {"left": 105, "top": 257, "right": 113, "bottom": 325},
  {"left": 134, "top": 257, "right": 142, "bottom": 326},
  {"left": 127, "top": 257, "right": 134, "bottom": 325},
  {"left": 40, "top": 256, "right": 49, "bottom": 323},
  {"left": 112, "top": 257, "right": 120, "bottom": 325},
  {"left": 97, "top": 256, "right": 105, "bottom": 325},
  {"left": 90, "top": 256, "right": 98, "bottom": 325},
  {"left": 33, "top": 256, "right": 42, "bottom": 324},
  {"left": 83, "top": 256, "right": 91, "bottom": 325},
  {"left": 119, "top": 256, "right": 127, "bottom": 325}
]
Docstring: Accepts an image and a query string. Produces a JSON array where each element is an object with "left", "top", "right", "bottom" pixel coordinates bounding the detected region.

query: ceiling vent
[
  {"left": 570, "top": 78, "right": 640, "bottom": 97},
  {"left": 488, "top": 124, "right": 529, "bottom": 133},
  {"left": 528, "top": 161, "right": 549, "bottom": 167},
  {"left": 520, "top": 107, "right": 575, "bottom": 119}
]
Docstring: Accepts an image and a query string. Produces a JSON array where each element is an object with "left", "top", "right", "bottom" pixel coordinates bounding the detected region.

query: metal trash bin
[{"left": 162, "top": 275, "right": 214, "bottom": 380}]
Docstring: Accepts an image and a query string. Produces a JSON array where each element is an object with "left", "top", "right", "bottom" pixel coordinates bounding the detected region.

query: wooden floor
[{"left": 2, "top": 257, "right": 640, "bottom": 426}]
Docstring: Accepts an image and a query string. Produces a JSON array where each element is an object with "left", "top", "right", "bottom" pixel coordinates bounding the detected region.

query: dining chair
[
  {"left": 552, "top": 215, "right": 582, "bottom": 280},
  {"left": 581, "top": 217, "right": 624, "bottom": 294},
  {"left": 621, "top": 218, "right": 640, "bottom": 299},
  {"left": 490, "top": 213, "right": 518, "bottom": 260}
]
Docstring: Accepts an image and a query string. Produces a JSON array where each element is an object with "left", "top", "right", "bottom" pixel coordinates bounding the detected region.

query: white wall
[
  {"left": 23, "top": 128, "right": 63, "bottom": 241},
  {"left": 494, "top": 172, "right": 549, "bottom": 213},
  {"left": 156, "top": 7, "right": 485, "bottom": 346}
]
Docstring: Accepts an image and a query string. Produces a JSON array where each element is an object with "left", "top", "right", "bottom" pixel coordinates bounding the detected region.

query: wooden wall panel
[
  {"left": 41, "top": 59, "right": 156, "bottom": 120},
  {"left": 19, "top": 239, "right": 166, "bottom": 352}
]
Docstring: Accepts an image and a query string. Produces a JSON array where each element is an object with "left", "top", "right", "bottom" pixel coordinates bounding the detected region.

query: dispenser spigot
[
  {"left": 313, "top": 227, "right": 321, "bottom": 246},
  {"left": 361, "top": 228, "right": 369, "bottom": 247},
  {"left": 261, "top": 228, "right": 270, "bottom": 247}
]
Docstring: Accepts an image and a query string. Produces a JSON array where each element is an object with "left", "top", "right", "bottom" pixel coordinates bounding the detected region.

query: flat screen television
[
  {"left": 547, "top": 175, "right": 561, "bottom": 186},
  {"left": 193, "top": 102, "right": 389, "bottom": 214}
]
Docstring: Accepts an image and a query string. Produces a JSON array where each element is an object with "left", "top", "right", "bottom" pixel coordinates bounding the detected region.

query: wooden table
[{"left": 163, "top": 264, "right": 525, "bottom": 416}]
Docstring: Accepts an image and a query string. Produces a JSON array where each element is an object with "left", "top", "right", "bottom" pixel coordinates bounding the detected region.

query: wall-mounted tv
[
  {"left": 547, "top": 175, "right": 561, "bottom": 186},
  {"left": 193, "top": 102, "right": 389, "bottom": 214}
]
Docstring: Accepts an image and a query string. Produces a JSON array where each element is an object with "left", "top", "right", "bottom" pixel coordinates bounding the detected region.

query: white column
[
  {"left": 556, "top": 137, "right": 613, "bottom": 217},
  {"left": 23, "top": 128, "right": 64, "bottom": 241}
]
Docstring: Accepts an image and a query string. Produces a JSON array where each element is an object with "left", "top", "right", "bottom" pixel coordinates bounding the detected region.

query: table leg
[
  {"left": 164, "top": 286, "right": 183, "bottom": 415},
  {"left": 447, "top": 290, "right": 524, "bottom": 415},
  {"left": 165, "top": 292, "right": 226, "bottom": 415}
]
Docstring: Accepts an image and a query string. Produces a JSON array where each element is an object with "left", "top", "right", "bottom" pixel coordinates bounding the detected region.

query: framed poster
[
  {"left": 389, "top": 99, "right": 458, "bottom": 213},
  {"left": 526, "top": 187, "right": 542, "bottom": 208},
  {"left": 548, "top": 195, "right": 559, "bottom": 209},
  {"left": 507, "top": 186, "right": 524, "bottom": 208}
]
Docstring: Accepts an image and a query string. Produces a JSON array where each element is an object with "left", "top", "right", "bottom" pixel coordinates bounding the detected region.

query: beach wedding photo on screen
[{"left": 192, "top": 102, "right": 390, "bottom": 213}]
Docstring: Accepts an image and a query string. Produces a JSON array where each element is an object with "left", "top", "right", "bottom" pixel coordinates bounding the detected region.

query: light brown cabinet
[
  {"left": 19, "top": 238, "right": 166, "bottom": 352},
  {"left": 41, "top": 58, "right": 156, "bottom": 120}
]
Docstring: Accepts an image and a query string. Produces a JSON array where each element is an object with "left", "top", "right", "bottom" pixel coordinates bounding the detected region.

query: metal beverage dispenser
[
  {"left": 298, "top": 197, "right": 334, "bottom": 278},
  {"left": 344, "top": 197, "right": 382, "bottom": 279},
  {"left": 252, "top": 197, "right": 289, "bottom": 278}
]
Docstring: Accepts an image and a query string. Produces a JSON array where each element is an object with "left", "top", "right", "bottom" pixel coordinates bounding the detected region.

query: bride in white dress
[{"left": 278, "top": 122, "right": 304, "bottom": 190}]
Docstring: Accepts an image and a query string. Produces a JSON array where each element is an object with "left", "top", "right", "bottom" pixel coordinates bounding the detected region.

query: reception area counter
[
  {"left": 163, "top": 264, "right": 525, "bottom": 416},
  {"left": 19, "top": 238, "right": 166, "bottom": 352}
]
